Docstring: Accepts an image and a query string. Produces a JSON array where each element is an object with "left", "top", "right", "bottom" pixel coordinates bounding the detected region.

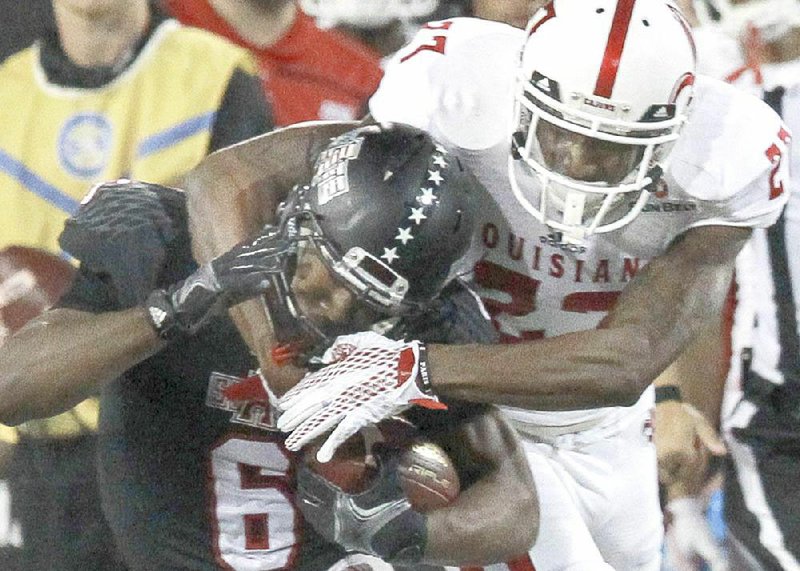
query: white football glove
[
  {"left": 665, "top": 497, "right": 729, "bottom": 571},
  {"left": 276, "top": 331, "right": 444, "bottom": 462}
]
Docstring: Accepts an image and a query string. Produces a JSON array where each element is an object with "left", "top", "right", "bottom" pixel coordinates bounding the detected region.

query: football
[
  {"left": 0, "top": 246, "right": 75, "bottom": 340},
  {"left": 303, "top": 418, "right": 460, "bottom": 511},
  {"left": 397, "top": 438, "right": 460, "bottom": 513},
  {"left": 303, "top": 430, "right": 377, "bottom": 494}
]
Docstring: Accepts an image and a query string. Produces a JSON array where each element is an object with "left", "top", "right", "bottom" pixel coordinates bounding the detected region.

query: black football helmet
[{"left": 264, "top": 122, "right": 483, "bottom": 362}]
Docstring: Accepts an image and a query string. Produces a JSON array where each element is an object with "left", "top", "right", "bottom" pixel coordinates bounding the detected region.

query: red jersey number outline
[
  {"left": 208, "top": 434, "right": 300, "bottom": 570},
  {"left": 474, "top": 260, "right": 620, "bottom": 343},
  {"left": 400, "top": 21, "right": 453, "bottom": 63},
  {"left": 766, "top": 126, "right": 791, "bottom": 200}
]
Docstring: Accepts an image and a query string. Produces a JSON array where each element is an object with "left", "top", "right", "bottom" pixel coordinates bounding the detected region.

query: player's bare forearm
[
  {"left": 184, "top": 120, "right": 359, "bottom": 263},
  {"left": 424, "top": 407, "right": 537, "bottom": 564},
  {"left": 429, "top": 225, "right": 751, "bottom": 410},
  {"left": 0, "top": 307, "right": 162, "bottom": 425},
  {"left": 654, "top": 315, "right": 727, "bottom": 425},
  {"left": 228, "top": 300, "right": 305, "bottom": 396}
]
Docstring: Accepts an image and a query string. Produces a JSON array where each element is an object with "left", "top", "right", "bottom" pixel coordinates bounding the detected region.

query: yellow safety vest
[{"left": 0, "top": 19, "right": 257, "bottom": 439}]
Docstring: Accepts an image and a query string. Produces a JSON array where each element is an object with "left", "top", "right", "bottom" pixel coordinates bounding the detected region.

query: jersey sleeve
[
  {"left": 670, "top": 77, "right": 790, "bottom": 230},
  {"left": 369, "top": 18, "right": 521, "bottom": 151}
]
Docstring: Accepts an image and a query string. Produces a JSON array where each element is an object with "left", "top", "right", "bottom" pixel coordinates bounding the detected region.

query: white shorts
[{"left": 491, "top": 388, "right": 663, "bottom": 571}]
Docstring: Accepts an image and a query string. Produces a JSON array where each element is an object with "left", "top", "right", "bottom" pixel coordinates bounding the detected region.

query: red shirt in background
[{"left": 163, "top": 0, "right": 383, "bottom": 126}]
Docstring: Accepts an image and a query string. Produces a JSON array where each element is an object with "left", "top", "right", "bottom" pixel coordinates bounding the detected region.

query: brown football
[
  {"left": 397, "top": 439, "right": 460, "bottom": 512},
  {"left": 303, "top": 418, "right": 460, "bottom": 511},
  {"left": 0, "top": 246, "right": 75, "bottom": 340},
  {"left": 303, "top": 431, "right": 377, "bottom": 494}
]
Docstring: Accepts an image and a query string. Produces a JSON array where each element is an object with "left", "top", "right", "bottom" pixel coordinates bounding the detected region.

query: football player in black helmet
[
  {"left": 263, "top": 123, "right": 483, "bottom": 366},
  {"left": 0, "top": 123, "right": 537, "bottom": 569}
]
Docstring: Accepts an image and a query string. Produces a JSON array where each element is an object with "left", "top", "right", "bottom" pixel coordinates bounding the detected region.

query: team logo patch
[
  {"left": 314, "top": 137, "right": 363, "bottom": 205},
  {"left": 58, "top": 112, "right": 113, "bottom": 178},
  {"left": 206, "top": 372, "right": 277, "bottom": 432}
]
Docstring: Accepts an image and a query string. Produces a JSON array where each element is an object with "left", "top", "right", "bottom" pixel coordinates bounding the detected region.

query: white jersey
[
  {"left": 693, "top": 24, "right": 745, "bottom": 82},
  {"left": 370, "top": 17, "right": 789, "bottom": 429}
]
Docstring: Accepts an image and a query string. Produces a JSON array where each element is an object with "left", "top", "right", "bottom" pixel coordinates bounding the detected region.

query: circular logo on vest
[{"left": 58, "top": 113, "right": 113, "bottom": 178}]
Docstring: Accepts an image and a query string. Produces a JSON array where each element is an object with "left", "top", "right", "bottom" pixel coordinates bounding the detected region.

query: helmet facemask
[
  {"left": 288, "top": 191, "right": 418, "bottom": 317},
  {"left": 263, "top": 196, "right": 411, "bottom": 366},
  {"left": 510, "top": 70, "right": 686, "bottom": 241}
]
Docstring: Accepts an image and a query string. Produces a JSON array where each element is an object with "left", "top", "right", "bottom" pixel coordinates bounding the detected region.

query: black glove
[
  {"left": 296, "top": 446, "right": 428, "bottom": 564},
  {"left": 59, "top": 179, "right": 187, "bottom": 307},
  {"left": 144, "top": 226, "right": 290, "bottom": 340}
]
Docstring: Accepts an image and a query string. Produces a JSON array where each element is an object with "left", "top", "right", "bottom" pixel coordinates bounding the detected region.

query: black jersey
[{"left": 58, "top": 210, "right": 496, "bottom": 571}]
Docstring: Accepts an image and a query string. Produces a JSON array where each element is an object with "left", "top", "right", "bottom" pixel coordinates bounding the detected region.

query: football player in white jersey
[
  {"left": 661, "top": 1, "right": 800, "bottom": 569},
  {"left": 184, "top": 0, "right": 790, "bottom": 568}
]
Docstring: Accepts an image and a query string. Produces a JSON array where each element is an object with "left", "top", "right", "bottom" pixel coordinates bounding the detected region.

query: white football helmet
[
  {"left": 299, "top": 0, "right": 438, "bottom": 28},
  {"left": 510, "top": 0, "right": 696, "bottom": 241},
  {"left": 694, "top": 0, "right": 800, "bottom": 42}
]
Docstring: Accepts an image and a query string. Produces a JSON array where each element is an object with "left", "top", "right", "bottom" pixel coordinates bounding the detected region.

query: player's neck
[
  {"left": 209, "top": 0, "right": 297, "bottom": 49},
  {"left": 763, "top": 27, "right": 800, "bottom": 64},
  {"left": 54, "top": 1, "right": 150, "bottom": 69}
]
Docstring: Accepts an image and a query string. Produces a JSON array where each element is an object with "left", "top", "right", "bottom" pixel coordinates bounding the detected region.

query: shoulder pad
[
  {"left": 668, "top": 76, "right": 789, "bottom": 228},
  {"left": 370, "top": 18, "right": 522, "bottom": 150}
]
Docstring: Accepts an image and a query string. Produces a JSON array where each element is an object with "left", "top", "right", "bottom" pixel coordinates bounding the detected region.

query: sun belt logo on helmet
[{"left": 313, "top": 136, "right": 364, "bottom": 206}]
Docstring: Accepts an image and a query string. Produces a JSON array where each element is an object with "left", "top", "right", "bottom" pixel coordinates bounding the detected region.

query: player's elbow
[
  {"left": 474, "top": 489, "right": 538, "bottom": 564},
  {"left": 605, "top": 367, "right": 650, "bottom": 407}
]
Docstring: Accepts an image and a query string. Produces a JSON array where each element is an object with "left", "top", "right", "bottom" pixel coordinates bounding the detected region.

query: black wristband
[
  {"left": 415, "top": 342, "right": 434, "bottom": 396},
  {"left": 655, "top": 385, "right": 683, "bottom": 404},
  {"left": 144, "top": 289, "right": 180, "bottom": 341}
]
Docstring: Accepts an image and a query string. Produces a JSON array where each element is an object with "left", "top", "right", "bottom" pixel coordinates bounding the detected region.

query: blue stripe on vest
[
  {"left": 0, "top": 149, "right": 80, "bottom": 215},
  {"left": 137, "top": 111, "right": 216, "bottom": 158}
]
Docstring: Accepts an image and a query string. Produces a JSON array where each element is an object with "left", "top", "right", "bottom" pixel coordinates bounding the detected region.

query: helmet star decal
[
  {"left": 408, "top": 207, "right": 427, "bottom": 225},
  {"left": 387, "top": 147, "right": 448, "bottom": 264},
  {"left": 395, "top": 227, "right": 414, "bottom": 245},
  {"left": 381, "top": 247, "right": 400, "bottom": 264},
  {"left": 419, "top": 188, "right": 437, "bottom": 205},
  {"left": 428, "top": 170, "right": 444, "bottom": 185}
]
